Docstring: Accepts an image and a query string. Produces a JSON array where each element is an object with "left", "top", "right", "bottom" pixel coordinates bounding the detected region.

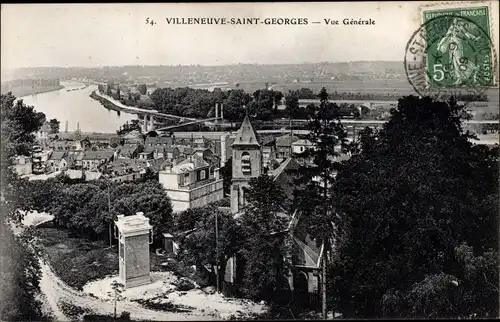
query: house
[
  {"left": 122, "top": 130, "right": 143, "bottom": 145},
  {"left": 118, "top": 143, "right": 141, "bottom": 159},
  {"left": 71, "top": 151, "right": 85, "bottom": 169},
  {"left": 36, "top": 122, "right": 51, "bottom": 141},
  {"left": 275, "top": 134, "right": 300, "bottom": 159},
  {"left": 176, "top": 145, "right": 194, "bottom": 157},
  {"left": 12, "top": 155, "right": 32, "bottom": 176},
  {"left": 292, "top": 139, "right": 315, "bottom": 155},
  {"left": 81, "top": 150, "right": 114, "bottom": 170},
  {"left": 260, "top": 136, "right": 276, "bottom": 167},
  {"left": 159, "top": 154, "right": 224, "bottom": 213},
  {"left": 47, "top": 151, "right": 69, "bottom": 172},
  {"left": 138, "top": 149, "right": 154, "bottom": 160},
  {"left": 65, "top": 140, "right": 83, "bottom": 151},
  {"left": 102, "top": 159, "right": 145, "bottom": 183},
  {"left": 146, "top": 158, "right": 172, "bottom": 173},
  {"left": 145, "top": 136, "right": 173, "bottom": 148},
  {"left": 191, "top": 148, "right": 220, "bottom": 169},
  {"left": 64, "top": 169, "right": 102, "bottom": 181},
  {"left": 31, "top": 146, "right": 48, "bottom": 174},
  {"left": 163, "top": 146, "right": 180, "bottom": 160}
]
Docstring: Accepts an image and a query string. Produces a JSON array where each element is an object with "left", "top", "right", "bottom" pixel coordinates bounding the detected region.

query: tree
[
  {"left": 285, "top": 90, "right": 300, "bottom": 119},
  {"left": 175, "top": 205, "right": 242, "bottom": 289},
  {"left": 239, "top": 175, "right": 291, "bottom": 302},
  {"left": 293, "top": 87, "right": 349, "bottom": 318},
  {"left": 273, "top": 91, "right": 284, "bottom": 113},
  {"left": 108, "top": 280, "right": 125, "bottom": 319},
  {"left": 222, "top": 90, "right": 249, "bottom": 121},
  {"left": 106, "top": 86, "right": 112, "bottom": 96},
  {"left": 332, "top": 96, "right": 499, "bottom": 318},
  {"left": 1, "top": 93, "right": 46, "bottom": 157},
  {"left": 111, "top": 181, "right": 173, "bottom": 244},
  {"left": 220, "top": 157, "right": 232, "bottom": 196},
  {"left": 0, "top": 226, "right": 46, "bottom": 321},
  {"left": 137, "top": 84, "right": 147, "bottom": 95},
  {"left": 298, "top": 88, "right": 316, "bottom": 99},
  {"left": 140, "top": 167, "right": 158, "bottom": 182},
  {"left": 49, "top": 118, "right": 60, "bottom": 134},
  {"left": 0, "top": 93, "right": 48, "bottom": 321}
]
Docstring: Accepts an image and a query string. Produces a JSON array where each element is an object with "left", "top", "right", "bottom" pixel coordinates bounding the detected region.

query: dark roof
[
  {"left": 232, "top": 116, "right": 260, "bottom": 147},
  {"left": 276, "top": 134, "right": 300, "bottom": 147},
  {"left": 291, "top": 213, "right": 323, "bottom": 268},
  {"left": 148, "top": 158, "right": 172, "bottom": 172},
  {"left": 174, "top": 154, "right": 209, "bottom": 172},
  {"left": 145, "top": 136, "right": 173, "bottom": 146},
  {"left": 49, "top": 151, "right": 66, "bottom": 161},
  {"left": 271, "top": 158, "right": 300, "bottom": 209},
  {"left": 260, "top": 136, "right": 275, "bottom": 146},
  {"left": 82, "top": 150, "right": 114, "bottom": 160},
  {"left": 164, "top": 146, "right": 179, "bottom": 153},
  {"left": 177, "top": 146, "right": 194, "bottom": 155},
  {"left": 119, "top": 144, "right": 139, "bottom": 157},
  {"left": 203, "top": 154, "right": 220, "bottom": 168}
]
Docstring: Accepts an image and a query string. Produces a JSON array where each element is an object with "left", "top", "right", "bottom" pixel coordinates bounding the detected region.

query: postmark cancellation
[{"left": 405, "top": 1, "right": 498, "bottom": 98}]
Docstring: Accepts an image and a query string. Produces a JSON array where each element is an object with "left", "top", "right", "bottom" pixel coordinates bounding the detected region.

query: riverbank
[
  {"left": 89, "top": 90, "right": 128, "bottom": 114},
  {"left": 2, "top": 84, "right": 65, "bottom": 98}
]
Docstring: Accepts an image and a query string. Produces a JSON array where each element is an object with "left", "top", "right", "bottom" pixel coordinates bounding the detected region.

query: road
[{"left": 93, "top": 91, "right": 199, "bottom": 121}]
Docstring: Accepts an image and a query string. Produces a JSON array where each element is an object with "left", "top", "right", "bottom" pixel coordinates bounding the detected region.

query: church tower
[{"left": 230, "top": 115, "right": 261, "bottom": 214}]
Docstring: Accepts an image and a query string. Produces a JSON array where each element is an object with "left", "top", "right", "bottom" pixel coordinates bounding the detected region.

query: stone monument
[{"left": 114, "top": 212, "right": 153, "bottom": 288}]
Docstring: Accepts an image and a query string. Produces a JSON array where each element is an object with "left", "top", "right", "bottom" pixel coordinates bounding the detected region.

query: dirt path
[
  {"left": 18, "top": 211, "right": 263, "bottom": 321},
  {"left": 39, "top": 259, "right": 215, "bottom": 321}
]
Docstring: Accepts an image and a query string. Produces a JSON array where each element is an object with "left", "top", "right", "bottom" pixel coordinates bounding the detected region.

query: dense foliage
[
  {"left": 19, "top": 177, "right": 173, "bottom": 244},
  {"left": 174, "top": 205, "right": 242, "bottom": 288},
  {"left": 332, "top": 96, "right": 499, "bottom": 318},
  {"left": 116, "top": 119, "right": 141, "bottom": 135},
  {"left": 239, "top": 175, "right": 291, "bottom": 302},
  {"left": 0, "top": 92, "right": 48, "bottom": 321}
]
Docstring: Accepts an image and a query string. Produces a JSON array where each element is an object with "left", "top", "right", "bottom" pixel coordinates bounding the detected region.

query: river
[{"left": 19, "top": 81, "right": 137, "bottom": 133}]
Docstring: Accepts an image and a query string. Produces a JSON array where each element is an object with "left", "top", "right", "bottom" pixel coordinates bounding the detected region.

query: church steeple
[
  {"left": 230, "top": 115, "right": 262, "bottom": 214},
  {"left": 232, "top": 115, "right": 260, "bottom": 147}
]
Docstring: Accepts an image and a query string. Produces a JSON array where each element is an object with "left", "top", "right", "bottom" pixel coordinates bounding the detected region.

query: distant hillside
[
  {"left": 1, "top": 78, "right": 63, "bottom": 97},
  {"left": 7, "top": 61, "right": 405, "bottom": 82}
]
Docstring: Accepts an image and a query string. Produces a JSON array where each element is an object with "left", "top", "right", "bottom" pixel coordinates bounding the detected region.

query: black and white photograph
[{"left": 1, "top": 2, "right": 499, "bottom": 320}]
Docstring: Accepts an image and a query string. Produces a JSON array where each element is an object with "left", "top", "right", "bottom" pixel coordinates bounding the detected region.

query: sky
[{"left": 1, "top": 2, "right": 499, "bottom": 69}]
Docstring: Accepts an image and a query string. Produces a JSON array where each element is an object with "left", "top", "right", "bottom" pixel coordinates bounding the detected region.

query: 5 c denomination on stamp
[{"left": 405, "top": 5, "right": 497, "bottom": 98}]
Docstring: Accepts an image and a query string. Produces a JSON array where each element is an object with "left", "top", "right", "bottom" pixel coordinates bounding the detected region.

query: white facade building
[{"left": 159, "top": 155, "right": 224, "bottom": 213}]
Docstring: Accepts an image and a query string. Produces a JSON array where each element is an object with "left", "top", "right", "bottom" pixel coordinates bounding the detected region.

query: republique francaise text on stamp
[{"left": 405, "top": 5, "right": 497, "bottom": 98}]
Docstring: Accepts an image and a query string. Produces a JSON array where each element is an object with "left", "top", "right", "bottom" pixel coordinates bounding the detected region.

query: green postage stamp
[{"left": 405, "top": 2, "right": 497, "bottom": 96}]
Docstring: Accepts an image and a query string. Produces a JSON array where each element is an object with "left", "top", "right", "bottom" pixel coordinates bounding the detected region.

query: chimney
[
  {"left": 215, "top": 103, "right": 219, "bottom": 119},
  {"left": 220, "top": 103, "right": 224, "bottom": 120},
  {"left": 220, "top": 134, "right": 227, "bottom": 167}
]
